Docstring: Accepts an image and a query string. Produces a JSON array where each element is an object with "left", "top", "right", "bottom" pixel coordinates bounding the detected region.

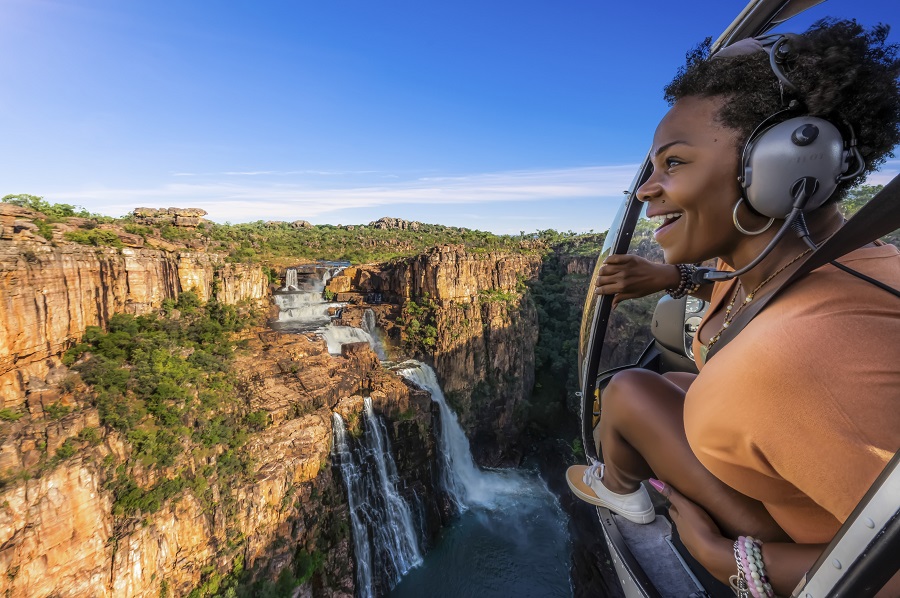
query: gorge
[{"left": 0, "top": 198, "right": 613, "bottom": 597}]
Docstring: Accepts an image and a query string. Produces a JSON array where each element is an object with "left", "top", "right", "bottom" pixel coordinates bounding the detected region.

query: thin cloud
[{"left": 51, "top": 165, "right": 640, "bottom": 222}]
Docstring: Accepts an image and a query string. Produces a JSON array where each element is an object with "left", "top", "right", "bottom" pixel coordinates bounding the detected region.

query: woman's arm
[
  {"left": 658, "top": 480, "right": 824, "bottom": 596},
  {"left": 696, "top": 535, "right": 825, "bottom": 597},
  {"left": 597, "top": 254, "right": 713, "bottom": 306}
]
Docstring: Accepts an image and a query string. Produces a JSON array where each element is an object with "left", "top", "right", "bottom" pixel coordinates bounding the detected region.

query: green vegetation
[
  {"left": 64, "top": 292, "right": 260, "bottom": 516},
  {"left": 478, "top": 288, "right": 519, "bottom": 304},
  {"left": 1, "top": 194, "right": 97, "bottom": 220},
  {"left": 400, "top": 293, "right": 438, "bottom": 356},
  {"left": 0, "top": 408, "right": 24, "bottom": 422},
  {"left": 34, "top": 220, "right": 55, "bottom": 241},
  {"left": 44, "top": 402, "right": 72, "bottom": 420},
  {"left": 63, "top": 229, "right": 124, "bottom": 248},
  {"left": 185, "top": 550, "right": 320, "bottom": 598}
]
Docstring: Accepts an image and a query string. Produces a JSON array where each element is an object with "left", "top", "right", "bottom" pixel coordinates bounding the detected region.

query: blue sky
[{"left": 2, "top": 0, "right": 898, "bottom": 234}]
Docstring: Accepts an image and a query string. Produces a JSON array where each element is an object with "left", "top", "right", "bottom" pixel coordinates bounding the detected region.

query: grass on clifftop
[
  {"left": 201, "top": 221, "right": 604, "bottom": 264},
  {"left": 2, "top": 193, "right": 610, "bottom": 264}
]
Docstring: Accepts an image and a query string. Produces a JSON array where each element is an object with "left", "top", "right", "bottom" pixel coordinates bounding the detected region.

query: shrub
[
  {"left": 55, "top": 439, "right": 77, "bottom": 460},
  {"left": 79, "top": 427, "right": 102, "bottom": 445},
  {"left": 0, "top": 408, "right": 23, "bottom": 422},
  {"left": 44, "top": 402, "right": 72, "bottom": 420},
  {"left": 64, "top": 229, "right": 123, "bottom": 248},
  {"left": 35, "top": 220, "right": 54, "bottom": 241}
]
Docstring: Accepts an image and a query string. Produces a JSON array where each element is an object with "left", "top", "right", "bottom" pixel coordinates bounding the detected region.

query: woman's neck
[{"left": 724, "top": 204, "right": 844, "bottom": 292}]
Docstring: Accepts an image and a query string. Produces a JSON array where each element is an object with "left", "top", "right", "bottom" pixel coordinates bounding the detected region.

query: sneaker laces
[{"left": 583, "top": 457, "right": 605, "bottom": 486}]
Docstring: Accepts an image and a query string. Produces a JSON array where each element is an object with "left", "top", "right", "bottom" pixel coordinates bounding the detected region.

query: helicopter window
[{"left": 595, "top": 202, "right": 664, "bottom": 374}]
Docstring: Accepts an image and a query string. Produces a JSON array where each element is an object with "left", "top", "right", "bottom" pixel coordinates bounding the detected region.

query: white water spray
[
  {"left": 332, "top": 412, "right": 374, "bottom": 598},
  {"left": 361, "top": 309, "right": 387, "bottom": 360},
  {"left": 321, "top": 326, "right": 376, "bottom": 355},
  {"left": 282, "top": 268, "right": 299, "bottom": 291},
  {"left": 394, "top": 361, "right": 524, "bottom": 511},
  {"left": 332, "top": 400, "right": 423, "bottom": 596}
]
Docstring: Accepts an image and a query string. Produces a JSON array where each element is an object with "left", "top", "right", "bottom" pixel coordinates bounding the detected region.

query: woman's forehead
[{"left": 652, "top": 96, "right": 738, "bottom": 150}]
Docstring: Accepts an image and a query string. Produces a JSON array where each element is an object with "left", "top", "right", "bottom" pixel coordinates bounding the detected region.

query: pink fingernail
[{"left": 649, "top": 478, "right": 665, "bottom": 493}]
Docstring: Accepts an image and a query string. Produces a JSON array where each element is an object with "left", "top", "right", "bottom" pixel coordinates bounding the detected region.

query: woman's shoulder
[{"left": 773, "top": 243, "right": 900, "bottom": 317}]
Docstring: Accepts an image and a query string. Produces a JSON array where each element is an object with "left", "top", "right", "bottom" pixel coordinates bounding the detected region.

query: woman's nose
[{"left": 636, "top": 174, "right": 662, "bottom": 203}]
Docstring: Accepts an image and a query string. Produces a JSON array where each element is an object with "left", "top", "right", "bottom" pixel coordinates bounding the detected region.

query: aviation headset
[
  {"left": 695, "top": 33, "right": 869, "bottom": 283},
  {"left": 734, "top": 34, "right": 864, "bottom": 219}
]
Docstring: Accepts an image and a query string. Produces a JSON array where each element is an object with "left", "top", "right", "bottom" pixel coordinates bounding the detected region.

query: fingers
[{"left": 602, "top": 254, "right": 634, "bottom": 265}]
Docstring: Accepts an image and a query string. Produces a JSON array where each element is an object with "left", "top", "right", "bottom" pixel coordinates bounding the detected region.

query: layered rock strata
[
  {"left": 337, "top": 245, "right": 543, "bottom": 464},
  {"left": 0, "top": 234, "right": 268, "bottom": 406},
  {"left": 0, "top": 332, "right": 439, "bottom": 598}
]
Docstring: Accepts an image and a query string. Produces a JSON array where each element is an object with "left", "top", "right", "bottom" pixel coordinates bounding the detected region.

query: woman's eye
[{"left": 665, "top": 157, "right": 684, "bottom": 168}]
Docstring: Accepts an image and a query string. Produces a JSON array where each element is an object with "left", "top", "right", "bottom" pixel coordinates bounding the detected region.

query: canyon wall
[
  {"left": 0, "top": 332, "right": 439, "bottom": 598},
  {"left": 337, "top": 245, "right": 543, "bottom": 464},
  {"left": 0, "top": 212, "right": 269, "bottom": 406},
  {"left": 0, "top": 208, "right": 441, "bottom": 597}
]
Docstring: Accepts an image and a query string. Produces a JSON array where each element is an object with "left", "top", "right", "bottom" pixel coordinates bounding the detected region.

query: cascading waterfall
[
  {"left": 361, "top": 309, "right": 387, "bottom": 360},
  {"left": 273, "top": 268, "right": 384, "bottom": 356},
  {"left": 394, "top": 361, "right": 523, "bottom": 511},
  {"left": 332, "top": 412, "right": 374, "bottom": 597},
  {"left": 321, "top": 326, "right": 376, "bottom": 355},
  {"left": 389, "top": 362, "right": 573, "bottom": 598},
  {"left": 273, "top": 291, "right": 334, "bottom": 325},
  {"left": 332, "top": 399, "right": 423, "bottom": 597},
  {"left": 282, "top": 268, "right": 299, "bottom": 291}
]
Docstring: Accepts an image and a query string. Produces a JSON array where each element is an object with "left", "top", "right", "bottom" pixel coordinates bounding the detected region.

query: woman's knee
[{"left": 601, "top": 369, "right": 672, "bottom": 415}]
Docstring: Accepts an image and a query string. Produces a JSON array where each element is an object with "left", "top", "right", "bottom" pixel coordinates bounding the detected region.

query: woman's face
[{"left": 637, "top": 95, "right": 746, "bottom": 265}]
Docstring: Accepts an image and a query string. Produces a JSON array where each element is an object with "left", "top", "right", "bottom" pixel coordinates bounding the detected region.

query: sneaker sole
[{"left": 566, "top": 466, "right": 656, "bottom": 525}]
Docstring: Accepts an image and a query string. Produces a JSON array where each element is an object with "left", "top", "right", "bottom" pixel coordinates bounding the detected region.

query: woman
[{"left": 566, "top": 19, "right": 900, "bottom": 595}]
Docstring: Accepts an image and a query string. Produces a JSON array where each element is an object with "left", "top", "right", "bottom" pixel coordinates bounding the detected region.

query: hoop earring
[{"left": 733, "top": 198, "right": 775, "bottom": 236}]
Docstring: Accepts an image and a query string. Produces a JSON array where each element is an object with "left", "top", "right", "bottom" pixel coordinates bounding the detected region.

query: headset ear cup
[{"left": 741, "top": 116, "right": 847, "bottom": 219}]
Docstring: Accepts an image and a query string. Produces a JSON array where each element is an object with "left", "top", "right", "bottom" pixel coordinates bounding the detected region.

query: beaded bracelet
[
  {"left": 738, "top": 536, "right": 774, "bottom": 598},
  {"left": 666, "top": 264, "right": 702, "bottom": 299}
]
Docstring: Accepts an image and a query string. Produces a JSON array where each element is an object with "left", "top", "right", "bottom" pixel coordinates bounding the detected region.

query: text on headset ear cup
[{"left": 741, "top": 116, "right": 848, "bottom": 219}]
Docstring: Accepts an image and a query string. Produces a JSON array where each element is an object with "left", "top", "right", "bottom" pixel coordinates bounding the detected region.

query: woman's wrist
[
  {"left": 662, "top": 264, "right": 683, "bottom": 291},
  {"left": 697, "top": 534, "right": 739, "bottom": 583}
]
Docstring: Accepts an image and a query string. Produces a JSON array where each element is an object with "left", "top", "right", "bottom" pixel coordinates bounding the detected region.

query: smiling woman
[{"left": 568, "top": 18, "right": 900, "bottom": 597}]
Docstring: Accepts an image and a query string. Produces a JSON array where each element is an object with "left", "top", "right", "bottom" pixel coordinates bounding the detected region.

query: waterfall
[
  {"left": 332, "top": 400, "right": 423, "bottom": 596},
  {"left": 321, "top": 326, "right": 376, "bottom": 355},
  {"left": 361, "top": 309, "right": 387, "bottom": 360},
  {"left": 282, "top": 268, "right": 299, "bottom": 291},
  {"left": 273, "top": 269, "right": 385, "bottom": 357},
  {"left": 332, "top": 412, "right": 375, "bottom": 597},
  {"left": 394, "top": 361, "right": 522, "bottom": 511},
  {"left": 273, "top": 291, "right": 335, "bottom": 324}
]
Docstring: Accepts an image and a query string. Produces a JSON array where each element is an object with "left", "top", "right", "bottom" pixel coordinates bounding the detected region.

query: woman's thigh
[{"left": 594, "top": 368, "right": 789, "bottom": 541}]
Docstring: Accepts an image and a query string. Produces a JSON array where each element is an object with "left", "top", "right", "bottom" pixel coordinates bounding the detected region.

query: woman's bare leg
[{"left": 592, "top": 368, "right": 790, "bottom": 542}]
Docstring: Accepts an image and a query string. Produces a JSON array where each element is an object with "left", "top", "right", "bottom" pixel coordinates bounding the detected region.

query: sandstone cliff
[
  {"left": 335, "top": 245, "right": 543, "bottom": 465},
  {"left": 0, "top": 224, "right": 268, "bottom": 406},
  {"left": 0, "top": 331, "right": 439, "bottom": 598},
  {"left": 0, "top": 208, "right": 441, "bottom": 597}
]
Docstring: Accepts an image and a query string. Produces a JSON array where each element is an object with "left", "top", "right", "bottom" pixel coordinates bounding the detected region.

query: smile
[{"left": 649, "top": 212, "right": 683, "bottom": 228}]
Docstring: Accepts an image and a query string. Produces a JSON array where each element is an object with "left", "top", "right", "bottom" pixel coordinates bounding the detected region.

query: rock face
[
  {"left": 368, "top": 217, "right": 420, "bottom": 231},
  {"left": 0, "top": 238, "right": 268, "bottom": 407},
  {"left": 132, "top": 207, "right": 208, "bottom": 228},
  {"left": 0, "top": 328, "right": 439, "bottom": 598},
  {"left": 343, "top": 245, "right": 543, "bottom": 464}
]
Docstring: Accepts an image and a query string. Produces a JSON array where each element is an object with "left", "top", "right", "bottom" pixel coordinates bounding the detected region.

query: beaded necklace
[{"left": 700, "top": 247, "right": 812, "bottom": 362}]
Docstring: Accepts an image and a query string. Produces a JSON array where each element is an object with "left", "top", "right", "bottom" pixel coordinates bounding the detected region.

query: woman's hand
[
  {"left": 650, "top": 479, "right": 736, "bottom": 582},
  {"left": 595, "top": 255, "right": 680, "bottom": 307}
]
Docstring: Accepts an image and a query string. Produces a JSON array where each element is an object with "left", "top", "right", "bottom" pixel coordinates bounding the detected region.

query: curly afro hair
[{"left": 664, "top": 19, "right": 900, "bottom": 201}]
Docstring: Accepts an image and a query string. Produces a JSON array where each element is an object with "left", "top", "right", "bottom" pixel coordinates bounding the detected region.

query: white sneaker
[{"left": 566, "top": 459, "right": 656, "bottom": 524}]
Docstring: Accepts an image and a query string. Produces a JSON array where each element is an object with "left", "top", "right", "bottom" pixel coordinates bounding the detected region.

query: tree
[{"left": 840, "top": 184, "right": 882, "bottom": 218}]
